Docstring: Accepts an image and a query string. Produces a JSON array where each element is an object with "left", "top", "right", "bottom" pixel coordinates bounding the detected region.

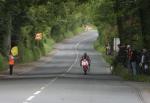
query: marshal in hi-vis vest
[{"left": 9, "top": 55, "right": 14, "bottom": 65}]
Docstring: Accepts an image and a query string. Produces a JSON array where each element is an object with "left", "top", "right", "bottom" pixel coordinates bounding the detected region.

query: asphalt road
[{"left": 0, "top": 30, "right": 150, "bottom": 103}]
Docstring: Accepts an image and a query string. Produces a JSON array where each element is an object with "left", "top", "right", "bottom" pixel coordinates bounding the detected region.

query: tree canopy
[{"left": 0, "top": 0, "right": 150, "bottom": 66}]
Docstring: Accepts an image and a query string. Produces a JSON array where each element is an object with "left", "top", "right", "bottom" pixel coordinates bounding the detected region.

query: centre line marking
[
  {"left": 23, "top": 32, "right": 93, "bottom": 103},
  {"left": 41, "top": 87, "right": 45, "bottom": 90},
  {"left": 34, "top": 91, "right": 41, "bottom": 95},
  {"left": 51, "top": 77, "right": 57, "bottom": 82},
  {"left": 66, "top": 42, "right": 80, "bottom": 73},
  {"left": 26, "top": 96, "right": 35, "bottom": 101},
  {"left": 65, "top": 35, "right": 91, "bottom": 73}
]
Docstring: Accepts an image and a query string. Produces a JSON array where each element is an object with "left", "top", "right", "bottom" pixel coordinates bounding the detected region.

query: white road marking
[
  {"left": 23, "top": 32, "right": 92, "bottom": 103},
  {"left": 66, "top": 42, "right": 80, "bottom": 73},
  {"left": 65, "top": 36, "right": 91, "bottom": 73},
  {"left": 51, "top": 77, "right": 57, "bottom": 82},
  {"left": 41, "top": 86, "right": 45, "bottom": 90},
  {"left": 34, "top": 91, "right": 41, "bottom": 95},
  {"left": 60, "top": 74, "right": 65, "bottom": 76},
  {"left": 23, "top": 77, "right": 58, "bottom": 103},
  {"left": 26, "top": 95, "right": 35, "bottom": 101}
]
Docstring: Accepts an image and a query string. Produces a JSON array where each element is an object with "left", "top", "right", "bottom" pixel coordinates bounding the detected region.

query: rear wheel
[
  {"left": 84, "top": 70, "right": 87, "bottom": 75},
  {"left": 82, "top": 65, "right": 88, "bottom": 75}
]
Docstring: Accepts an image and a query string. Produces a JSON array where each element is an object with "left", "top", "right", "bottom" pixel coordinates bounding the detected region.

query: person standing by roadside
[
  {"left": 127, "top": 45, "right": 132, "bottom": 70},
  {"left": 136, "top": 50, "right": 142, "bottom": 74},
  {"left": 130, "top": 49, "right": 137, "bottom": 75},
  {"left": 117, "top": 44, "right": 127, "bottom": 66},
  {"left": 9, "top": 52, "right": 15, "bottom": 75},
  {"left": 140, "top": 49, "right": 149, "bottom": 74},
  {"left": 106, "top": 43, "right": 111, "bottom": 55}
]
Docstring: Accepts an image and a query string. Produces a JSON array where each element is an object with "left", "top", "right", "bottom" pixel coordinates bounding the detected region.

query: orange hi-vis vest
[{"left": 9, "top": 55, "right": 14, "bottom": 65}]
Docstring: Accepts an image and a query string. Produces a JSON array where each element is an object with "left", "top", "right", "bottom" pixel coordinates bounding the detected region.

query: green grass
[
  {"left": 112, "top": 64, "right": 133, "bottom": 80},
  {"left": 43, "top": 38, "right": 55, "bottom": 54},
  {"left": 0, "top": 54, "right": 8, "bottom": 71},
  {"left": 112, "top": 63, "right": 150, "bottom": 82},
  {"left": 73, "top": 27, "right": 84, "bottom": 35},
  {"left": 94, "top": 41, "right": 114, "bottom": 64},
  {"left": 22, "top": 48, "right": 35, "bottom": 63},
  {"left": 64, "top": 31, "right": 74, "bottom": 38},
  {"left": 132, "top": 75, "right": 150, "bottom": 82}
]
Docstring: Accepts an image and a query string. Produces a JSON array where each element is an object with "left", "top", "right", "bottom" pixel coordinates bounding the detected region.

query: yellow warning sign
[
  {"left": 11, "top": 46, "right": 18, "bottom": 56},
  {"left": 35, "top": 32, "right": 42, "bottom": 40}
]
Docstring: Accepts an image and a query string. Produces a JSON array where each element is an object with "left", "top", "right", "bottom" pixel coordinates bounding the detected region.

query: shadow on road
[{"left": 0, "top": 72, "right": 122, "bottom": 81}]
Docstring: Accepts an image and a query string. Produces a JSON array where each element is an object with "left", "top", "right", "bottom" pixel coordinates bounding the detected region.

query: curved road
[{"left": 0, "top": 30, "right": 150, "bottom": 103}]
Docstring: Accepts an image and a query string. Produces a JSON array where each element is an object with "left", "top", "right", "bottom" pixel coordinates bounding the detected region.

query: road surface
[{"left": 0, "top": 30, "right": 150, "bottom": 103}]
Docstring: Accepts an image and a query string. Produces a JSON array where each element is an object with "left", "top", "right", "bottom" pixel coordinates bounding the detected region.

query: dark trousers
[{"left": 9, "top": 65, "right": 13, "bottom": 75}]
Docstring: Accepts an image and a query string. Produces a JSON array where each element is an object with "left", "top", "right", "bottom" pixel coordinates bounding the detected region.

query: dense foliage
[
  {"left": 93, "top": 0, "right": 150, "bottom": 50},
  {"left": 0, "top": 0, "right": 90, "bottom": 67},
  {"left": 93, "top": 0, "right": 150, "bottom": 79},
  {"left": 0, "top": 0, "right": 150, "bottom": 70}
]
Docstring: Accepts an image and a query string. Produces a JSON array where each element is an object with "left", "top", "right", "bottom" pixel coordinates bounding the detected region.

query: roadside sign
[
  {"left": 35, "top": 33, "right": 42, "bottom": 40},
  {"left": 113, "top": 38, "right": 120, "bottom": 52},
  {"left": 11, "top": 46, "right": 18, "bottom": 56}
]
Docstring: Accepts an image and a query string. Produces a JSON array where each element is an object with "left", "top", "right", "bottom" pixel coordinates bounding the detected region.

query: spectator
[
  {"left": 106, "top": 43, "right": 111, "bottom": 55},
  {"left": 9, "top": 52, "right": 15, "bottom": 75},
  {"left": 130, "top": 49, "right": 137, "bottom": 75},
  {"left": 117, "top": 44, "right": 127, "bottom": 65},
  {"left": 140, "top": 49, "right": 149, "bottom": 74},
  {"left": 136, "top": 50, "right": 142, "bottom": 74},
  {"left": 127, "top": 45, "right": 132, "bottom": 70}
]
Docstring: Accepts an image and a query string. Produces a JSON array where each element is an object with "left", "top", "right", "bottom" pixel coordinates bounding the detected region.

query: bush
[
  {"left": 22, "top": 48, "right": 34, "bottom": 63},
  {"left": 94, "top": 41, "right": 133, "bottom": 80},
  {"left": 0, "top": 54, "right": 7, "bottom": 71},
  {"left": 33, "top": 47, "right": 41, "bottom": 60},
  {"left": 43, "top": 38, "right": 55, "bottom": 54},
  {"left": 64, "top": 31, "right": 74, "bottom": 38},
  {"left": 94, "top": 41, "right": 105, "bottom": 54},
  {"left": 51, "top": 24, "right": 65, "bottom": 42},
  {"left": 112, "top": 64, "right": 132, "bottom": 80}
]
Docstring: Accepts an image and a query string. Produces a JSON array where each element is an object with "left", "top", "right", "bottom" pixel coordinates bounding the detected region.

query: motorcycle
[{"left": 81, "top": 59, "right": 89, "bottom": 75}]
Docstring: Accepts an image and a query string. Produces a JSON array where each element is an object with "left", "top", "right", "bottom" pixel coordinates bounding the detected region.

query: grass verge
[
  {"left": 94, "top": 41, "right": 150, "bottom": 82},
  {"left": 0, "top": 54, "right": 8, "bottom": 71}
]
